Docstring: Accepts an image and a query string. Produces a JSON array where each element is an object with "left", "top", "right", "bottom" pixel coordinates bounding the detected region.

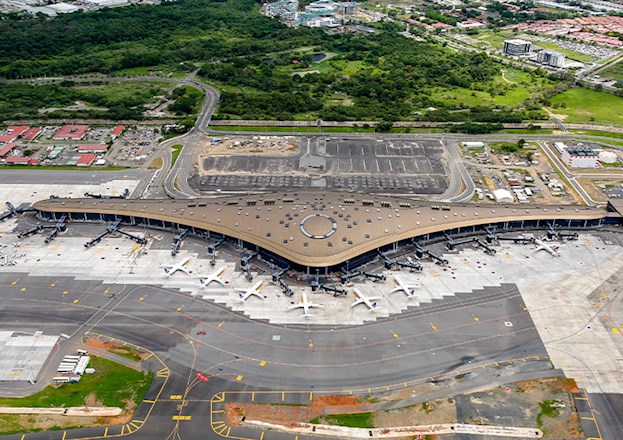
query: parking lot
[{"left": 197, "top": 137, "right": 449, "bottom": 194}]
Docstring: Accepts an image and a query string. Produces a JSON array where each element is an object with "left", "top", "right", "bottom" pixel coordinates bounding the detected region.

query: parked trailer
[
  {"left": 74, "top": 356, "right": 90, "bottom": 375},
  {"left": 52, "top": 376, "right": 70, "bottom": 383}
]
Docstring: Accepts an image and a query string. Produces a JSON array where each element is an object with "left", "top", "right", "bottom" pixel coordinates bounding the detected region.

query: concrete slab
[{"left": 0, "top": 331, "right": 58, "bottom": 381}]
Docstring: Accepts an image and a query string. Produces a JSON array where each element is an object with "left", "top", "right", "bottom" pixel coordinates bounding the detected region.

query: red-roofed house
[
  {"left": 76, "top": 153, "right": 97, "bottom": 167},
  {"left": 5, "top": 156, "right": 39, "bottom": 165},
  {"left": 0, "top": 126, "right": 29, "bottom": 143},
  {"left": 53, "top": 125, "right": 90, "bottom": 140},
  {"left": 0, "top": 143, "right": 18, "bottom": 158},
  {"left": 78, "top": 145, "right": 108, "bottom": 154},
  {"left": 21, "top": 127, "right": 42, "bottom": 141},
  {"left": 111, "top": 125, "right": 125, "bottom": 138}
]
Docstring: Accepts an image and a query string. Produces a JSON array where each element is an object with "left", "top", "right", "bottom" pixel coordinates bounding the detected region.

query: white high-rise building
[
  {"left": 503, "top": 39, "right": 531, "bottom": 56},
  {"left": 537, "top": 50, "right": 565, "bottom": 68}
]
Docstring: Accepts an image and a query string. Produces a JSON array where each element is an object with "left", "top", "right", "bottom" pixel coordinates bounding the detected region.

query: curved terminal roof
[{"left": 33, "top": 192, "right": 608, "bottom": 268}]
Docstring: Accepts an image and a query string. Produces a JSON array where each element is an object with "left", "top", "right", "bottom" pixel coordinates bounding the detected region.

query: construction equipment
[
  {"left": 84, "top": 189, "right": 129, "bottom": 199},
  {"left": 84, "top": 219, "right": 147, "bottom": 248}
]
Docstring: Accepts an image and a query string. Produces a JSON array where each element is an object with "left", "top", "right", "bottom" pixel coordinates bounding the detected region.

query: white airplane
[
  {"left": 390, "top": 274, "right": 419, "bottom": 298},
  {"left": 162, "top": 257, "right": 192, "bottom": 277},
  {"left": 351, "top": 288, "right": 382, "bottom": 311},
  {"left": 236, "top": 280, "right": 264, "bottom": 302},
  {"left": 534, "top": 238, "right": 561, "bottom": 257},
  {"left": 198, "top": 267, "right": 227, "bottom": 288},
  {"left": 288, "top": 292, "right": 323, "bottom": 318}
]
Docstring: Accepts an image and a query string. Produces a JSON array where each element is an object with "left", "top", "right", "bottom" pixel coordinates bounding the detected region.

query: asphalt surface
[
  {"left": 194, "top": 137, "right": 449, "bottom": 194},
  {"left": 0, "top": 271, "right": 551, "bottom": 440}
]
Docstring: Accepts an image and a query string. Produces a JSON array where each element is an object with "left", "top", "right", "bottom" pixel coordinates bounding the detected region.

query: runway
[{"left": 0, "top": 270, "right": 549, "bottom": 439}]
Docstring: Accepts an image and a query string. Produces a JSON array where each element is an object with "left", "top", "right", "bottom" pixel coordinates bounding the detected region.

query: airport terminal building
[{"left": 33, "top": 192, "right": 623, "bottom": 272}]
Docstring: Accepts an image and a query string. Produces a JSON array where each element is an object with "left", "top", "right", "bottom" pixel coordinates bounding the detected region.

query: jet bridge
[
  {"left": 17, "top": 214, "right": 67, "bottom": 244},
  {"left": 546, "top": 223, "right": 579, "bottom": 241},
  {"left": 412, "top": 240, "right": 449, "bottom": 265},
  {"left": 84, "top": 219, "right": 147, "bottom": 248},
  {"left": 171, "top": 229, "right": 189, "bottom": 256},
  {"left": 84, "top": 189, "right": 130, "bottom": 199}
]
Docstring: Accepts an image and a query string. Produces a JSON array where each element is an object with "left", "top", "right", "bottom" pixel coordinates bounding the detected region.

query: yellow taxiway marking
[
  {"left": 104, "top": 427, "right": 108, "bottom": 437},
  {"left": 61, "top": 431, "right": 67, "bottom": 440},
  {"left": 11, "top": 281, "right": 17, "bottom": 285},
  {"left": 472, "top": 314, "right": 479, "bottom": 321},
  {"left": 582, "top": 416, "right": 596, "bottom": 421},
  {"left": 236, "top": 375, "right": 243, "bottom": 381},
  {"left": 225, "top": 427, "right": 231, "bottom": 437},
  {"left": 63, "top": 291, "right": 68, "bottom": 295},
  {"left": 20, "top": 288, "right": 26, "bottom": 292},
  {"left": 50, "top": 283, "right": 56, "bottom": 287},
  {"left": 612, "top": 328, "right": 620, "bottom": 334},
  {"left": 143, "top": 400, "right": 155, "bottom": 404},
  {"left": 172, "top": 415, "right": 191, "bottom": 421},
  {"left": 139, "top": 297, "right": 144, "bottom": 301},
  {"left": 391, "top": 331, "right": 398, "bottom": 338},
  {"left": 130, "top": 422, "right": 141, "bottom": 430},
  {"left": 259, "top": 360, "right": 266, "bottom": 367},
  {"left": 431, "top": 323, "right": 437, "bottom": 331},
  {"left": 251, "top": 392, "right": 255, "bottom": 401},
  {"left": 170, "top": 395, "right": 182, "bottom": 400},
  {"left": 121, "top": 425, "right": 125, "bottom": 435},
  {"left": 259, "top": 432, "right": 265, "bottom": 440},
  {"left": 217, "top": 322, "right": 224, "bottom": 327},
  {"left": 20, "top": 435, "right": 25, "bottom": 440},
  {"left": 213, "top": 410, "right": 224, "bottom": 414},
  {"left": 176, "top": 307, "right": 183, "bottom": 312},
  {"left": 309, "top": 392, "right": 313, "bottom": 401},
  {"left": 73, "top": 299, "right": 79, "bottom": 304},
  {"left": 213, "top": 393, "right": 225, "bottom": 402},
  {"left": 281, "top": 392, "right": 285, "bottom": 401}
]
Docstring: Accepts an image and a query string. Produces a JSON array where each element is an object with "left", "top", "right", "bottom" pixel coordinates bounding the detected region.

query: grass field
[
  {"left": 430, "top": 68, "right": 551, "bottom": 109},
  {"left": 475, "top": 30, "right": 594, "bottom": 62},
  {"left": 0, "top": 357, "right": 152, "bottom": 409},
  {"left": 597, "top": 61, "right": 623, "bottom": 81},
  {"left": 171, "top": 144, "right": 183, "bottom": 165},
  {"left": 209, "top": 125, "right": 445, "bottom": 133},
  {"left": 310, "top": 413, "right": 374, "bottom": 428},
  {"left": 548, "top": 88, "right": 623, "bottom": 126}
]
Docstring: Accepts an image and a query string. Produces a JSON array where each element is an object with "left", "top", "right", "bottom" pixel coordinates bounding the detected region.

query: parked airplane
[
  {"left": 351, "top": 288, "right": 381, "bottom": 311},
  {"left": 534, "top": 238, "right": 561, "bottom": 257},
  {"left": 288, "top": 292, "right": 323, "bottom": 318},
  {"left": 390, "top": 275, "right": 418, "bottom": 298},
  {"left": 162, "top": 257, "right": 192, "bottom": 277},
  {"left": 198, "top": 267, "right": 227, "bottom": 288},
  {"left": 236, "top": 280, "right": 264, "bottom": 302}
]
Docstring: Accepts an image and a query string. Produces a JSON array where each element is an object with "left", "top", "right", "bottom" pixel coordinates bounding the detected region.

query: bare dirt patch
[
  {"left": 375, "top": 399, "right": 457, "bottom": 427},
  {"left": 201, "top": 137, "right": 299, "bottom": 156},
  {"left": 84, "top": 337, "right": 148, "bottom": 361},
  {"left": 226, "top": 395, "right": 366, "bottom": 427}
]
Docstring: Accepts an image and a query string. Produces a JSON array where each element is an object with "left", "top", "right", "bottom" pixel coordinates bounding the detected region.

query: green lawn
[
  {"left": 597, "top": 60, "right": 623, "bottom": 81},
  {"left": 548, "top": 88, "right": 623, "bottom": 126},
  {"left": 532, "top": 41, "right": 593, "bottom": 63},
  {"left": 209, "top": 125, "right": 445, "bottom": 133},
  {"left": 171, "top": 144, "right": 183, "bottom": 165},
  {"left": 311, "top": 412, "right": 374, "bottom": 428},
  {"left": 0, "top": 357, "right": 153, "bottom": 409}
]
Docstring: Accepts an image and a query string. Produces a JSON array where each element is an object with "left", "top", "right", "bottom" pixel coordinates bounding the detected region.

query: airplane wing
[
  {"left": 307, "top": 302, "right": 324, "bottom": 308},
  {"left": 213, "top": 278, "right": 227, "bottom": 287},
  {"left": 350, "top": 298, "right": 364, "bottom": 308},
  {"left": 288, "top": 303, "right": 305, "bottom": 310}
]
